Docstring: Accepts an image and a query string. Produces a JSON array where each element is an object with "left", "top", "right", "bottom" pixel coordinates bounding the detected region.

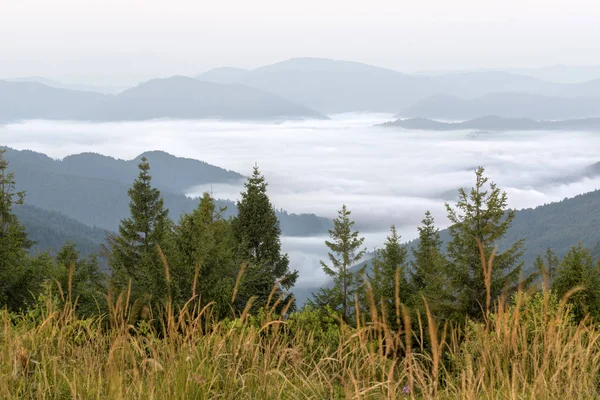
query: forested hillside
[
  {"left": 2, "top": 147, "right": 331, "bottom": 236},
  {"left": 13, "top": 204, "right": 107, "bottom": 257}
]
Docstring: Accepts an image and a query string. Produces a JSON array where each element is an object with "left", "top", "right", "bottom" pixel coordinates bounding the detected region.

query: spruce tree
[
  {"left": 231, "top": 165, "right": 297, "bottom": 311},
  {"left": 106, "top": 157, "right": 171, "bottom": 302},
  {"left": 312, "top": 205, "right": 366, "bottom": 323},
  {"left": 173, "top": 192, "right": 236, "bottom": 316},
  {"left": 445, "top": 167, "right": 524, "bottom": 320},
  {"left": 368, "top": 225, "right": 408, "bottom": 327},
  {"left": 0, "top": 149, "right": 33, "bottom": 309},
  {"left": 552, "top": 243, "right": 600, "bottom": 322},
  {"left": 410, "top": 211, "right": 449, "bottom": 318}
]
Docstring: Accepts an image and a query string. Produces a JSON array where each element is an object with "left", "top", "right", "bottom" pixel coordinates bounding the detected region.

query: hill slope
[
  {"left": 14, "top": 204, "right": 107, "bottom": 257},
  {"left": 84, "top": 76, "right": 328, "bottom": 121}
]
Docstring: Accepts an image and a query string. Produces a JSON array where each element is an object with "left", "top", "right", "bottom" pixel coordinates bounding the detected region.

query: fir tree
[
  {"left": 231, "top": 165, "right": 297, "bottom": 311},
  {"left": 173, "top": 192, "right": 236, "bottom": 316},
  {"left": 312, "top": 205, "right": 366, "bottom": 323},
  {"left": 0, "top": 149, "right": 33, "bottom": 309},
  {"left": 368, "top": 225, "right": 408, "bottom": 328},
  {"left": 410, "top": 211, "right": 449, "bottom": 318},
  {"left": 445, "top": 167, "right": 524, "bottom": 320},
  {"left": 552, "top": 243, "right": 600, "bottom": 322},
  {"left": 106, "top": 157, "right": 171, "bottom": 302}
]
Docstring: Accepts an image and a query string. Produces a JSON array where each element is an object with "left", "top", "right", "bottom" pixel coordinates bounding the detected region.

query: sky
[
  {"left": 1, "top": 0, "right": 600, "bottom": 83},
  {"left": 2, "top": 113, "right": 600, "bottom": 289}
]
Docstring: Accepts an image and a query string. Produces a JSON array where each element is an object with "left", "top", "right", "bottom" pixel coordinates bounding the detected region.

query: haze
[
  {"left": 2, "top": 114, "right": 599, "bottom": 288},
  {"left": 2, "top": 0, "right": 600, "bottom": 83}
]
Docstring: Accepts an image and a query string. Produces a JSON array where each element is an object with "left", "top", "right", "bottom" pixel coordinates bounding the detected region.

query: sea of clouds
[{"left": 2, "top": 113, "right": 600, "bottom": 292}]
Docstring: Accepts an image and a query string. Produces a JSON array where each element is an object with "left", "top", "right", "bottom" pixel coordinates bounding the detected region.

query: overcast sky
[{"left": 1, "top": 0, "right": 599, "bottom": 83}]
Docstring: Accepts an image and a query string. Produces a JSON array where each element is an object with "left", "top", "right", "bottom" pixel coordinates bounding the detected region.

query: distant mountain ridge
[
  {"left": 84, "top": 76, "right": 328, "bottom": 121},
  {"left": 199, "top": 57, "right": 447, "bottom": 113},
  {"left": 5, "top": 76, "right": 128, "bottom": 94},
  {"left": 0, "top": 76, "right": 327, "bottom": 122},
  {"left": 380, "top": 116, "right": 600, "bottom": 131},
  {"left": 197, "top": 58, "right": 600, "bottom": 116}
]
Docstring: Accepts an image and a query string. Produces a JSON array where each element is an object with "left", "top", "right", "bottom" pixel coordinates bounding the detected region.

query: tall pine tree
[
  {"left": 106, "top": 157, "right": 171, "bottom": 302},
  {"left": 445, "top": 167, "right": 524, "bottom": 320},
  {"left": 410, "top": 211, "right": 449, "bottom": 319},
  {"left": 312, "top": 205, "right": 366, "bottom": 323},
  {"left": 231, "top": 165, "right": 297, "bottom": 311}
]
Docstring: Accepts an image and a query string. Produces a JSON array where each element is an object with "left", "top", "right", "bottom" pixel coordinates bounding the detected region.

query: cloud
[{"left": 2, "top": 115, "right": 599, "bottom": 290}]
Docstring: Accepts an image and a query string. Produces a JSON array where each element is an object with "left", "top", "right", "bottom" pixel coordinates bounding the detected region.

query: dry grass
[{"left": 2, "top": 253, "right": 600, "bottom": 399}]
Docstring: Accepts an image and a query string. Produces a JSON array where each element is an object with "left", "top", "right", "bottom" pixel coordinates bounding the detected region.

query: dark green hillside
[{"left": 13, "top": 204, "right": 107, "bottom": 257}]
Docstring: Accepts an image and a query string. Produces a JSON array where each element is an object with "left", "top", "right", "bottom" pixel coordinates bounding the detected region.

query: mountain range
[
  {"left": 5, "top": 58, "right": 600, "bottom": 122},
  {"left": 0, "top": 76, "right": 327, "bottom": 122},
  {"left": 197, "top": 58, "right": 600, "bottom": 117}
]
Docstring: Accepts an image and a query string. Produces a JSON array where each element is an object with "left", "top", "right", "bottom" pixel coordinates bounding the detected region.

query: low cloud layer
[{"left": 2, "top": 114, "right": 599, "bottom": 289}]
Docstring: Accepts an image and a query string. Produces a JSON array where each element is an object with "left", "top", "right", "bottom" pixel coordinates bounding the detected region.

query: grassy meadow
[{"left": 2, "top": 269, "right": 600, "bottom": 400}]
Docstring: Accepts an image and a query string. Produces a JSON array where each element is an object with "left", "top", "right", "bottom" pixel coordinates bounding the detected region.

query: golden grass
[
  {"left": 1, "top": 283, "right": 599, "bottom": 399},
  {"left": 2, "top": 247, "right": 600, "bottom": 399}
]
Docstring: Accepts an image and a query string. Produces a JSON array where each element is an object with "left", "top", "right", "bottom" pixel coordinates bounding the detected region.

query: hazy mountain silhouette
[
  {"left": 211, "top": 57, "right": 447, "bottom": 113},
  {"left": 196, "top": 67, "right": 250, "bottom": 84},
  {"left": 431, "top": 71, "right": 569, "bottom": 97},
  {"left": 1, "top": 76, "right": 327, "bottom": 122},
  {"left": 381, "top": 116, "right": 600, "bottom": 131},
  {"left": 6, "top": 76, "right": 128, "bottom": 94},
  {"left": 0, "top": 79, "right": 107, "bottom": 120},
  {"left": 560, "top": 79, "right": 600, "bottom": 97},
  {"left": 194, "top": 58, "right": 600, "bottom": 115},
  {"left": 504, "top": 65, "right": 600, "bottom": 84},
  {"left": 83, "top": 76, "right": 327, "bottom": 121},
  {"left": 400, "top": 93, "right": 600, "bottom": 120}
]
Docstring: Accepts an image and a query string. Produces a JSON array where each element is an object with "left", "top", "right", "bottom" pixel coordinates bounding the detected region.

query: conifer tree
[
  {"left": 0, "top": 149, "right": 33, "bottom": 309},
  {"left": 55, "top": 242, "right": 105, "bottom": 317},
  {"left": 312, "top": 205, "right": 366, "bottom": 323},
  {"left": 445, "top": 167, "right": 524, "bottom": 320},
  {"left": 410, "top": 211, "right": 449, "bottom": 318},
  {"left": 552, "top": 243, "right": 600, "bottom": 322},
  {"left": 173, "top": 192, "right": 236, "bottom": 316},
  {"left": 535, "top": 248, "right": 560, "bottom": 290},
  {"left": 368, "top": 225, "right": 408, "bottom": 327},
  {"left": 106, "top": 157, "right": 171, "bottom": 302},
  {"left": 231, "top": 165, "right": 297, "bottom": 311}
]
